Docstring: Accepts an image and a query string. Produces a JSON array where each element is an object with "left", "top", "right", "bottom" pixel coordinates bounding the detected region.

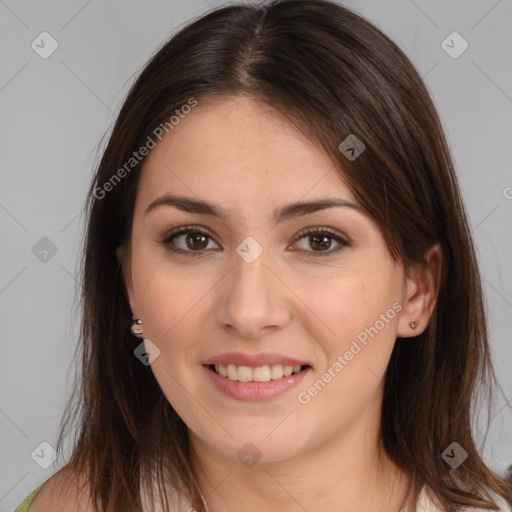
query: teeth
[
  {"left": 214, "top": 363, "right": 305, "bottom": 382},
  {"left": 237, "top": 365, "right": 253, "bottom": 382},
  {"left": 253, "top": 365, "right": 271, "bottom": 382},
  {"left": 283, "top": 365, "right": 294, "bottom": 376},
  {"left": 271, "top": 365, "right": 285, "bottom": 379},
  {"left": 227, "top": 363, "right": 238, "bottom": 380}
]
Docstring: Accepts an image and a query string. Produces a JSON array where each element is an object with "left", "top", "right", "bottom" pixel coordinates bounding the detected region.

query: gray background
[{"left": 1, "top": 0, "right": 511, "bottom": 509}]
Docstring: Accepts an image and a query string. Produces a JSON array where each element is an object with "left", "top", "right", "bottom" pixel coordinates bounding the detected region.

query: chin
[{"left": 192, "top": 425, "right": 309, "bottom": 465}]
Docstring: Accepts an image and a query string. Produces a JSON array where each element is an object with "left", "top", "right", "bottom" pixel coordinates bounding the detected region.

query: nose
[{"left": 215, "top": 247, "right": 292, "bottom": 340}]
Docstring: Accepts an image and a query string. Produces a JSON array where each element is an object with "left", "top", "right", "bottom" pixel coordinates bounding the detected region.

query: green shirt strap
[{"left": 13, "top": 483, "right": 44, "bottom": 512}]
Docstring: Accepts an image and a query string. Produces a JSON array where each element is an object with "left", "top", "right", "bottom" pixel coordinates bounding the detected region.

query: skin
[{"left": 119, "top": 95, "right": 441, "bottom": 512}]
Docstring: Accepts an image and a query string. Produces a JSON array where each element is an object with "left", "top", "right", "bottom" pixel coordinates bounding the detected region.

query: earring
[
  {"left": 131, "top": 318, "right": 143, "bottom": 338},
  {"left": 409, "top": 320, "right": 419, "bottom": 329}
]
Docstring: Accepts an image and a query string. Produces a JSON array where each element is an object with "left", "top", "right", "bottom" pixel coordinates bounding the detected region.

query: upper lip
[{"left": 203, "top": 352, "right": 311, "bottom": 368}]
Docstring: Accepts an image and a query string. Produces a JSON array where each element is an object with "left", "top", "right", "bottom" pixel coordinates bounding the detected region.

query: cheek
[
  {"left": 290, "top": 271, "right": 399, "bottom": 353},
  {"left": 294, "top": 278, "right": 401, "bottom": 426},
  {"left": 292, "top": 272, "right": 402, "bottom": 418},
  {"left": 130, "top": 252, "right": 203, "bottom": 353},
  {"left": 131, "top": 260, "right": 208, "bottom": 417}
]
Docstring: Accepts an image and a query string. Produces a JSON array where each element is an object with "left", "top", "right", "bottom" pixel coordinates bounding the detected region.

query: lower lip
[{"left": 203, "top": 365, "right": 311, "bottom": 401}]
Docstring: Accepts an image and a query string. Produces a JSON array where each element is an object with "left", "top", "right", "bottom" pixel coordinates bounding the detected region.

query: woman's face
[{"left": 121, "top": 95, "right": 416, "bottom": 465}]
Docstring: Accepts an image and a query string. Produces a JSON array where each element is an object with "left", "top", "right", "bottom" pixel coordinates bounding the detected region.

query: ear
[
  {"left": 396, "top": 243, "right": 442, "bottom": 337},
  {"left": 116, "top": 243, "right": 138, "bottom": 317}
]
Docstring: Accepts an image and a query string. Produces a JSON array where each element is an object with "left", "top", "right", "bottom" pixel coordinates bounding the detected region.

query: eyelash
[{"left": 160, "top": 225, "right": 350, "bottom": 258}]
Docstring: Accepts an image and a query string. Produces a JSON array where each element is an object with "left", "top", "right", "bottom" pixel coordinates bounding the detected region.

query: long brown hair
[{"left": 55, "top": 1, "right": 512, "bottom": 510}]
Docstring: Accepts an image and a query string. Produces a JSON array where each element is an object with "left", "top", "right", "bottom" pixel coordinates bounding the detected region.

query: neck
[{"left": 188, "top": 408, "right": 411, "bottom": 512}]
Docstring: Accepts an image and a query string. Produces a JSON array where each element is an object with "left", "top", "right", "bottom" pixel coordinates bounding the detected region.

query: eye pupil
[
  {"left": 187, "top": 233, "right": 208, "bottom": 250},
  {"left": 310, "top": 234, "right": 331, "bottom": 251}
]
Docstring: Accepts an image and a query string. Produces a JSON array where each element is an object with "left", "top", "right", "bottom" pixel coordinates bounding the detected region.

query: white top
[
  {"left": 141, "top": 478, "right": 512, "bottom": 511},
  {"left": 412, "top": 485, "right": 511, "bottom": 512}
]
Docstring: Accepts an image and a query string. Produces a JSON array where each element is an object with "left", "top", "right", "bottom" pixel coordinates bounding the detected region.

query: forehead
[{"left": 136, "top": 95, "right": 356, "bottom": 212}]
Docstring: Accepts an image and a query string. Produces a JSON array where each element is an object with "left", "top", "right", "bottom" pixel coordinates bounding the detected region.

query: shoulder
[
  {"left": 27, "top": 466, "right": 190, "bottom": 512},
  {"left": 491, "top": 494, "right": 512, "bottom": 512},
  {"left": 26, "top": 466, "right": 95, "bottom": 512},
  {"left": 468, "top": 494, "right": 512, "bottom": 512},
  {"left": 417, "top": 485, "right": 511, "bottom": 512}
]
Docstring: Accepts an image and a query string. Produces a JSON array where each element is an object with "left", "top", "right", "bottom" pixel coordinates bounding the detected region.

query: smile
[
  {"left": 203, "top": 364, "right": 311, "bottom": 401},
  {"left": 210, "top": 363, "right": 309, "bottom": 382}
]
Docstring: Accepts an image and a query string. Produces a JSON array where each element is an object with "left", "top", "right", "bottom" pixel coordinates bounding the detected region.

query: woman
[{"left": 14, "top": 0, "right": 512, "bottom": 511}]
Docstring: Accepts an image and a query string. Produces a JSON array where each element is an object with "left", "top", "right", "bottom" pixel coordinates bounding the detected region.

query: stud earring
[
  {"left": 131, "top": 318, "right": 143, "bottom": 338},
  {"left": 409, "top": 320, "right": 419, "bottom": 329}
]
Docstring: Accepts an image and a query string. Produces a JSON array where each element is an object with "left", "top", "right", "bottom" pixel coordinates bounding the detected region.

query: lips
[
  {"left": 203, "top": 362, "right": 311, "bottom": 400},
  {"left": 202, "top": 351, "right": 311, "bottom": 368},
  {"left": 202, "top": 352, "right": 312, "bottom": 400}
]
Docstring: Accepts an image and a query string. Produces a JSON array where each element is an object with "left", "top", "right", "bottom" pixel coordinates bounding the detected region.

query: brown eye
[
  {"left": 292, "top": 227, "right": 349, "bottom": 257},
  {"left": 308, "top": 233, "right": 333, "bottom": 252},
  {"left": 161, "top": 226, "right": 220, "bottom": 256},
  {"left": 184, "top": 232, "right": 209, "bottom": 250}
]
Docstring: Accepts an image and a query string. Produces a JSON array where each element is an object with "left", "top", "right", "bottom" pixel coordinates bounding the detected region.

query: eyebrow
[{"left": 144, "top": 194, "right": 362, "bottom": 223}]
